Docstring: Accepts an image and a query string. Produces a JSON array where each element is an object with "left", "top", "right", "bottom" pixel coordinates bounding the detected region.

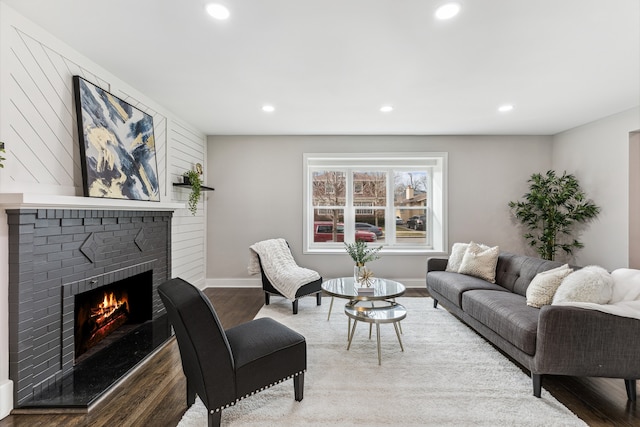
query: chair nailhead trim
[{"left": 210, "top": 370, "right": 306, "bottom": 412}]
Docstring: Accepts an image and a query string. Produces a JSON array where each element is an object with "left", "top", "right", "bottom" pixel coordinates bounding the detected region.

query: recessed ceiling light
[
  {"left": 206, "top": 3, "right": 230, "bottom": 20},
  {"left": 435, "top": 3, "right": 461, "bottom": 20},
  {"left": 380, "top": 105, "right": 394, "bottom": 113},
  {"left": 262, "top": 105, "right": 275, "bottom": 113},
  {"left": 498, "top": 104, "right": 515, "bottom": 113}
]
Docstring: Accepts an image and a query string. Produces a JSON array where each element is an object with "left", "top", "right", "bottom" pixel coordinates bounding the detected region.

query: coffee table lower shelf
[{"left": 344, "top": 302, "right": 406, "bottom": 365}]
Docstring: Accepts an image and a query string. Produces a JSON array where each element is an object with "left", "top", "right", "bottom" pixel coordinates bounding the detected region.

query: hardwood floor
[{"left": 0, "top": 288, "right": 637, "bottom": 426}]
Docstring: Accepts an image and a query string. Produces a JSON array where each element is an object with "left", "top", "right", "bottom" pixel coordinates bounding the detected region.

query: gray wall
[
  {"left": 552, "top": 107, "right": 640, "bottom": 270},
  {"left": 205, "top": 135, "right": 553, "bottom": 287}
]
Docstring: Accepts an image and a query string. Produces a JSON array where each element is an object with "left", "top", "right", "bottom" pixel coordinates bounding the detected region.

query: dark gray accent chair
[
  {"left": 257, "top": 243, "right": 322, "bottom": 314},
  {"left": 158, "top": 278, "right": 306, "bottom": 427}
]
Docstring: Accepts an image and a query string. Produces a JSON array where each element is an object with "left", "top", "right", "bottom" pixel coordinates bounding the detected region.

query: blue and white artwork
[{"left": 74, "top": 76, "right": 160, "bottom": 201}]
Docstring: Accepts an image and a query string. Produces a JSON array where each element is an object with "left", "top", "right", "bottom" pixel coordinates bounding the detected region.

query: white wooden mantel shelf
[{"left": 0, "top": 193, "right": 185, "bottom": 211}]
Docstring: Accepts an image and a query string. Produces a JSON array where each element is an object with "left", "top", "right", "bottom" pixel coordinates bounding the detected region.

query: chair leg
[
  {"left": 292, "top": 299, "right": 299, "bottom": 314},
  {"left": 186, "top": 377, "right": 196, "bottom": 407},
  {"left": 316, "top": 291, "right": 322, "bottom": 305},
  {"left": 532, "top": 373, "right": 542, "bottom": 398},
  {"left": 208, "top": 411, "right": 222, "bottom": 427},
  {"left": 625, "top": 379, "right": 637, "bottom": 401},
  {"left": 265, "top": 292, "right": 270, "bottom": 305},
  {"left": 294, "top": 373, "right": 304, "bottom": 401}
]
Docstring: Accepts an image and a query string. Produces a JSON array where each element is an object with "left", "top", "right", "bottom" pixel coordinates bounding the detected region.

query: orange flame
[{"left": 91, "top": 292, "right": 128, "bottom": 320}]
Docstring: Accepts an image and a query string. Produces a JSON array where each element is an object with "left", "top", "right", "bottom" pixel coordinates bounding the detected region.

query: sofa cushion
[
  {"left": 494, "top": 253, "right": 565, "bottom": 296},
  {"left": 526, "top": 264, "right": 573, "bottom": 308},
  {"left": 458, "top": 242, "right": 500, "bottom": 283},
  {"left": 462, "top": 290, "right": 540, "bottom": 355},
  {"left": 427, "top": 271, "right": 508, "bottom": 308}
]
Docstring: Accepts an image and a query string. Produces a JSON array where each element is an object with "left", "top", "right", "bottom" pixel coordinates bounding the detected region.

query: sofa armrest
[
  {"left": 427, "top": 257, "right": 448, "bottom": 273},
  {"left": 534, "top": 305, "right": 640, "bottom": 379}
]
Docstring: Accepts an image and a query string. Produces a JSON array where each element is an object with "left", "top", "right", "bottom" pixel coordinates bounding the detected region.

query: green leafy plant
[
  {"left": 508, "top": 170, "right": 600, "bottom": 260},
  {"left": 344, "top": 240, "right": 382, "bottom": 265},
  {"left": 0, "top": 142, "right": 5, "bottom": 168},
  {"left": 183, "top": 169, "right": 201, "bottom": 215}
]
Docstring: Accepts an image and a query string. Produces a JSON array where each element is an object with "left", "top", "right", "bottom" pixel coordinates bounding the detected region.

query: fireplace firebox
[{"left": 74, "top": 271, "right": 153, "bottom": 364}]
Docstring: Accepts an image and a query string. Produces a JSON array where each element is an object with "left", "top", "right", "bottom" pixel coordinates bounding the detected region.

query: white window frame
[{"left": 303, "top": 152, "right": 448, "bottom": 255}]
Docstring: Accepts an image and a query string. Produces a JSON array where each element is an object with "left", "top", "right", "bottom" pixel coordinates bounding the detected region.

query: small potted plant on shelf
[
  {"left": 183, "top": 169, "right": 201, "bottom": 215},
  {"left": 344, "top": 240, "right": 382, "bottom": 286}
]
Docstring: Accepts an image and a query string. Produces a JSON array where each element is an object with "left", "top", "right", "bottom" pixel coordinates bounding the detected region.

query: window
[
  {"left": 355, "top": 202, "right": 374, "bottom": 214},
  {"left": 304, "top": 153, "right": 447, "bottom": 254}
]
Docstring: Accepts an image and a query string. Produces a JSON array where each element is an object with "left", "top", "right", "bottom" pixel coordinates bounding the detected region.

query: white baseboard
[
  {"left": 204, "top": 278, "right": 425, "bottom": 289},
  {"left": 0, "top": 379, "right": 13, "bottom": 420}
]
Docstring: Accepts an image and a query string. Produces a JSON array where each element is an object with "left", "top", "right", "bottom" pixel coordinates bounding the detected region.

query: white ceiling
[{"left": 3, "top": 0, "right": 639, "bottom": 135}]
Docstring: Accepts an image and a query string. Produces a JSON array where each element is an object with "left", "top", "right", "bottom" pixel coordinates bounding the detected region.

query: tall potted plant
[{"left": 508, "top": 170, "right": 600, "bottom": 260}]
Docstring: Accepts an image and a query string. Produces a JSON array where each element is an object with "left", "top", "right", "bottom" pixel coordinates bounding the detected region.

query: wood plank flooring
[{"left": 0, "top": 288, "right": 637, "bottom": 426}]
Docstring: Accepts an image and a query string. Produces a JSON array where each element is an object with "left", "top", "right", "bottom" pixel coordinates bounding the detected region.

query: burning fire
[
  {"left": 91, "top": 292, "right": 128, "bottom": 323},
  {"left": 75, "top": 289, "right": 131, "bottom": 361}
]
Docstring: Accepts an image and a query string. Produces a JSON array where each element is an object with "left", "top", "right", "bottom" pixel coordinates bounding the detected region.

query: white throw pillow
[
  {"left": 552, "top": 265, "right": 614, "bottom": 304},
  {"left": 525, "top": 264, "right": 573, "bottom": 308},
  {"left": 446, "top": 243, "right": 469, "bottom": 272},
  {"left": 610, "top": 268, "right": 640, "bottom": 303},
  {"left": 458, "top": 242, "right": 500, "bottom": 283},
  {"left": 446, "top": 242, "right": 489, "bottom": 273}
]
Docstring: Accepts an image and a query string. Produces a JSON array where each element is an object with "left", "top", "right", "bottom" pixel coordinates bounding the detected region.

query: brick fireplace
[{"left": 7, "top": 208, "right": 173, "bottom": 408}]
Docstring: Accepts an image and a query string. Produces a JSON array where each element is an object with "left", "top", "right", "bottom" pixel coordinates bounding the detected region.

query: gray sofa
[{"left": 426, "top": 252, "right": 640, "bottom": 400}]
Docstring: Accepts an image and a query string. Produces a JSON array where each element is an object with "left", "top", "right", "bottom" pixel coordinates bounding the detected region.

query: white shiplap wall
[
  {"left": 169, "top": 119, "right": 208, "bottom": 287},
  {"left": 0, "top": 1, "right": 206, "bottom": 418},
  {"left": 0, "top": 4, "right": 207, "bottom": 281},
  {"left": 0, "top": 3, "right": 208, "bottom": 416}
]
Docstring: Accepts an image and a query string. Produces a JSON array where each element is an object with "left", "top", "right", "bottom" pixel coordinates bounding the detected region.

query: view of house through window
[{"left": 304, "top": 153, "right": 447, "bottom": 254}]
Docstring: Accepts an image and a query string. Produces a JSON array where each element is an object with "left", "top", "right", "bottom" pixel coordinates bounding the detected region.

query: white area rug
[{"left": 177, "top": 297, "right": 586, "bottom": 426}]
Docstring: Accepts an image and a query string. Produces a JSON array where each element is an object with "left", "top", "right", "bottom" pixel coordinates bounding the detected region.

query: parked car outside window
[
  {"left": 395, "top": 216, "right": 403, "bottom": 225},
  {"left": 314, "top": 221, "right": 377, "bottom": 242},
  {"left": 406, "top": 215, "right": 419, "bottom": 229},
  {"left": 406, "top": 215, "right": 425, "bottom": 230},
  {"left": 354, "top": 222, "right": 384, "bottom": 237}
]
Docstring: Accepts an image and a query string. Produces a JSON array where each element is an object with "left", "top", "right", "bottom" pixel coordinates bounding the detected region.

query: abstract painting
[{"left": 73, "top": 76, "right": 159, "bottom": 201}]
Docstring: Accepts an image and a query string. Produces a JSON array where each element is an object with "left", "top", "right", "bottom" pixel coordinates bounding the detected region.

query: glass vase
[
  {"left": 354, "top": 264, "right": 373, "bottom": 286},
  {"left": 354, "top": 264, "right": 365, "bottom": 284}
]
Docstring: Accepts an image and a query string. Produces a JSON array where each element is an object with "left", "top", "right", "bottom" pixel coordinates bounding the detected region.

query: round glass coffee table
[{"left": 321, "top": 277, "right": 406, "bottom": 364}]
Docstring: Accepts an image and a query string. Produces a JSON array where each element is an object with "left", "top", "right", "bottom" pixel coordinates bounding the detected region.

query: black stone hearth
[{"left": 18, "top": 316, "right": 170, "bottom": 409}]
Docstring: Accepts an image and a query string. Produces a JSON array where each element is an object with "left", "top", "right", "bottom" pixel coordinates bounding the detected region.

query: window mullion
[
  {"left": 344, "top": 168, "right": 355, "bottom": 243},
  {"left": 386, "top": 167, "right": 396, "bottom": 244}
]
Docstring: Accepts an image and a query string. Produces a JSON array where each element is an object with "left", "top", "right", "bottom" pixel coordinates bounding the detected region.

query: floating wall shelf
[{"left": 172, "top": 183, "right": 215, "bottom": 191}]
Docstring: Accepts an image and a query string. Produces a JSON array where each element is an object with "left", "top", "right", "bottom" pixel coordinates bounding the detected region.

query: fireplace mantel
[{"left": 0, "top": 193, "right": 184, "bottom": 211}]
